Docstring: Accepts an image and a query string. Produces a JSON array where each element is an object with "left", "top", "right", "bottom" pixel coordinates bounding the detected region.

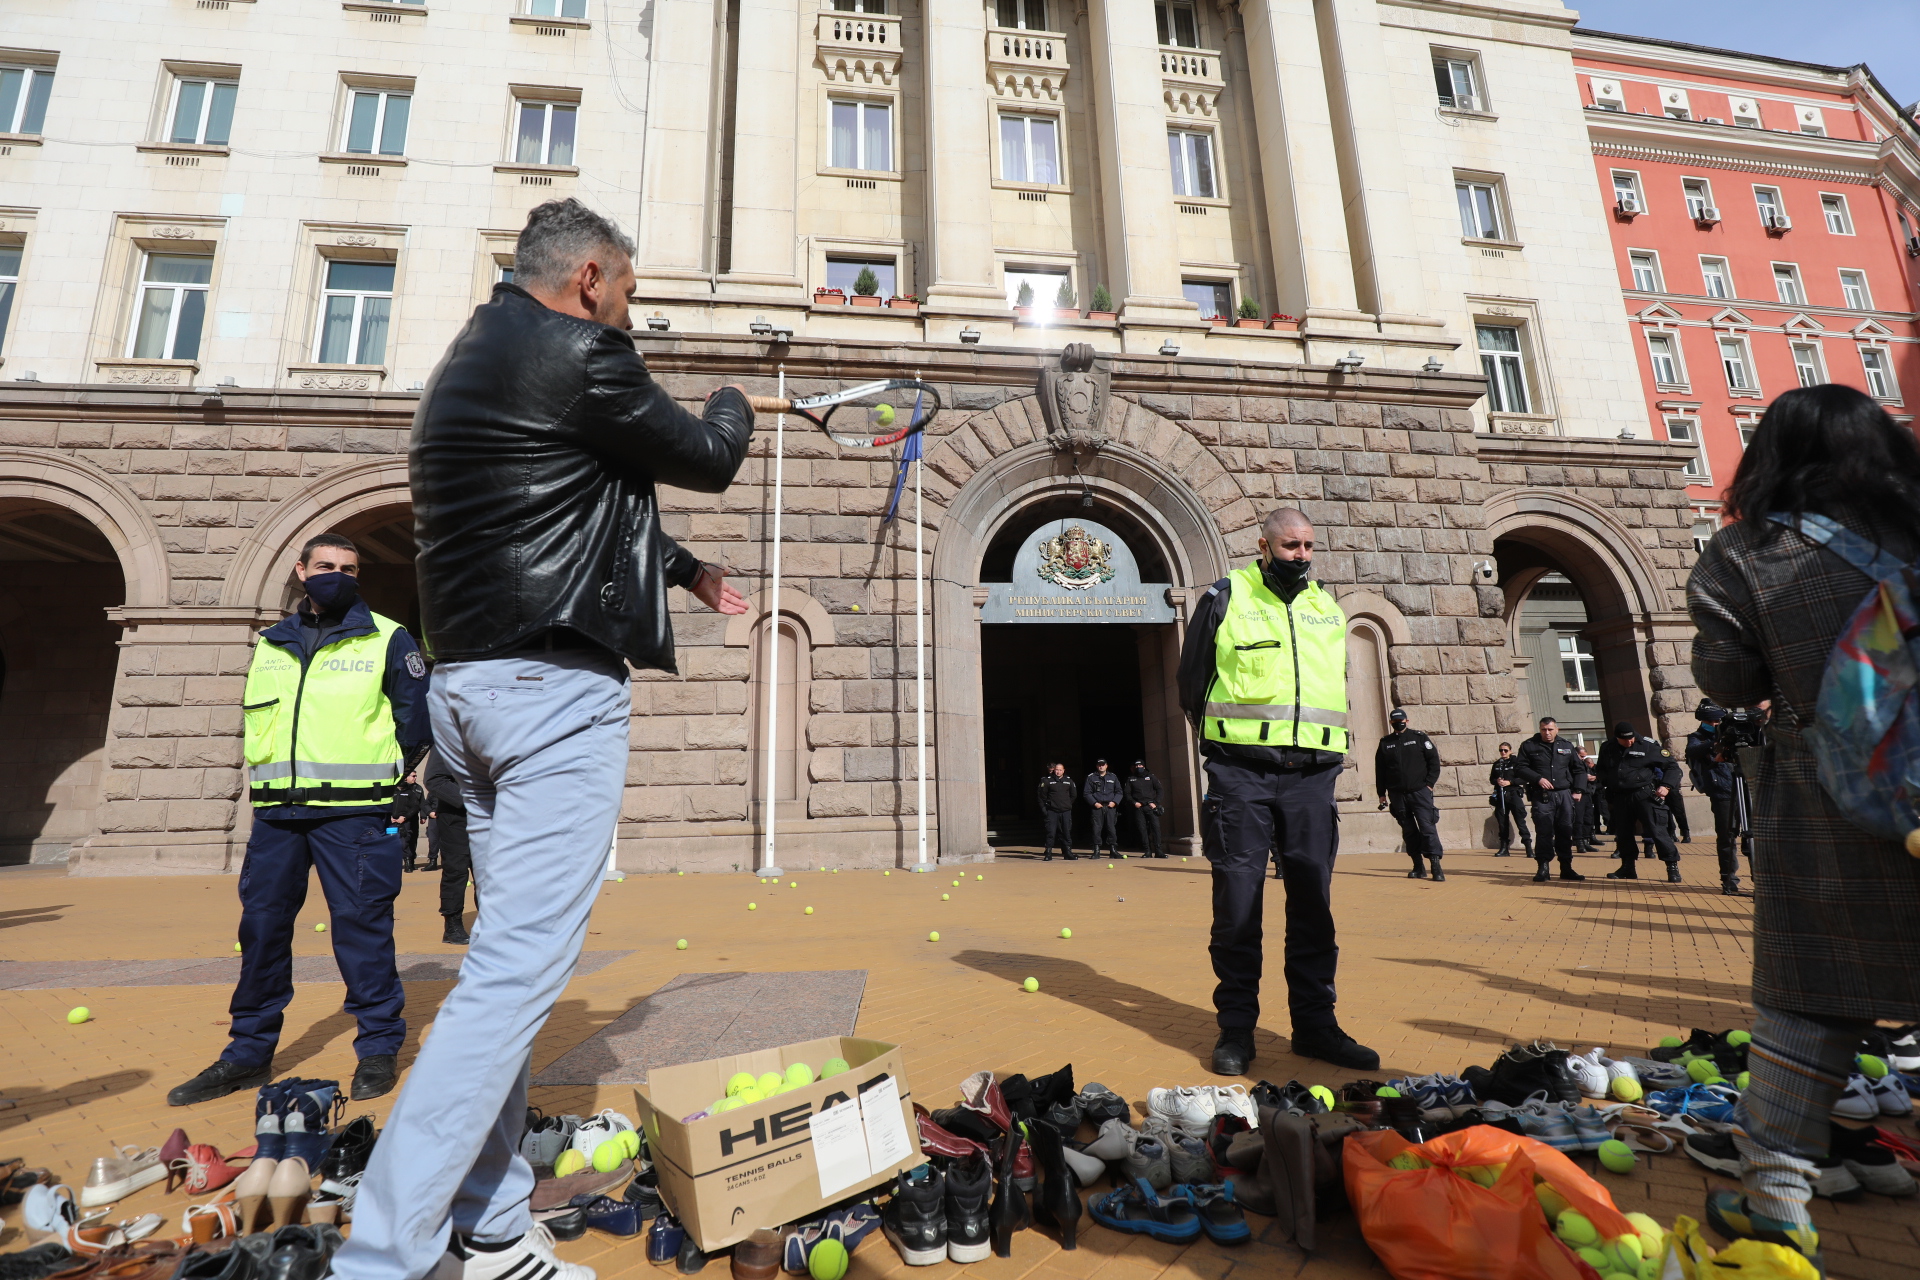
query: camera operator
[{"left": 1686, "top": 704, "right": 1742, "bottom": 895}]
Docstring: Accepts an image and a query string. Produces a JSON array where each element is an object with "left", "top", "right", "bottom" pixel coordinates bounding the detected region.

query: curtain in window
[
  {"left": 832, "top": 101, "right": 857, "bottom": 169},
  {"left": 862, "top": 103, "right": 889, "bottom": 171},
  {"left": 357, "top": 296, "right": 391, "bottom": 366}
]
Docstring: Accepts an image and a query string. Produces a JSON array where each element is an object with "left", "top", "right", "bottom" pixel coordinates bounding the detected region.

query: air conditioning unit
[
  {"left": 1908, "top": 236, "right": 1920, "bottom": 259},
  {"left": 1615, "top": 197, "right": 1641, "bottom": 216},
  {"left": 1454, "top": 93, "right": 1479, "bottom": 111},
  {"left": 1703, "top": 116, "right": 1724, "bottom": 124},
  {"left": 1695, "top": 206, "right": 1721, "bottom": 225},
  {"left": 1765, "top": 212, "right": 1792, "bottom": 232}
]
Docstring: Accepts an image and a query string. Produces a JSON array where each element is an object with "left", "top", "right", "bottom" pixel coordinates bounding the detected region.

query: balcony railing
[
  {"left": 987, "top": 26, "right": 1070, "bottom": 101},
  {"left": 817, "top": 11, "right": 901, "bottom": 84},
  {"left": 1160, "top": 44, "right": 1223, "bottom": 115}
]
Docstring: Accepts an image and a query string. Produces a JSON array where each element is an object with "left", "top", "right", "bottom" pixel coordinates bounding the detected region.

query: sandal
[
  {"left": 1179, "top": 1183, "right": 1251, "bottom": 1246},
  {"left": 1871, "top": 1127, "right": 1920, "bottom": 1174},
  {"left": 1088, "top": 1178, "right": 1202, "bottom": 1242},
  {"left": 1611, "top": 1123, "right": 1674, "bottom": 1154},
  {"left": 181, "top": 1194, "right": 240, "bottom": 1244}
]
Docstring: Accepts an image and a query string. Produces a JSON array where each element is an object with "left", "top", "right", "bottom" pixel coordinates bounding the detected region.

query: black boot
[
  {"left": 442, "top": 914, "right": 470, "bottom": 945},
  {"left": 1023, "top": 1116, "right": 1080, "bottom": 1249},
  {"left": 1721, "top": 875, "right": 1741, "bottom": 896},
  {"left": 1427, "top": 858, "right": 1446, "bottom": 883},
  {"left": 1406, "top": 860, "right": 1427, "bottom": 879},
  {"left": 1606, "top": 863, "right": 1638, "bottom": 880},
  {"left": 943, "top": 1152, "right": 992, "bottom": 1263},
  {"left": 988, "top": 1126, "right": 1031, "bottom": 1259},
  {"left": 1533, "top": 862, "right": 1550, "bottom": 882},
  {"left": 1495, "top": 847, "right": 1511, "bottom": 857},
  {"left": 1212, "top": 1027, "right": 1254, "bottom": 1076},
  {"left": 1666, "top": 861, "right": 1683, "bottom": 883},
  {"left": 1559, "top": 865, "right": 1586, "bottom": 881}
]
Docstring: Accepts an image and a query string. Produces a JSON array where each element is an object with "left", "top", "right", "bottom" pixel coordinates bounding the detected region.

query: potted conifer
[
  {"left": 1235, "top": 298, "right": 1264, "bottom": 329},
  {"left": 1087, "top": 284, "right": 1116, "bottom": 322},
  {"left": 850, "top": 267, "right": 884, "bottom": 307},
  {"left": 1054, "top": 278, "right": 1078, "bottom": 322},
  {"left": 1013, "top": 279, "right": 1035, "bottom": 318}
]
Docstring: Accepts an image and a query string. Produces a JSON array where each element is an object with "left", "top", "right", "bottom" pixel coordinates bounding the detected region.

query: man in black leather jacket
[{"left": 337, "top": 200, "right": 754, "bottom": 1280}]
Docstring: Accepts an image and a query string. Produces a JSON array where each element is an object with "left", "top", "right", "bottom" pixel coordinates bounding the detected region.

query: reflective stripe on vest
[
  {"left": 243, "top": 611, "right": 405, "bottom": 808},
  {"left": 1203, "top": 562, "right": 1349, "bottom": 753}
]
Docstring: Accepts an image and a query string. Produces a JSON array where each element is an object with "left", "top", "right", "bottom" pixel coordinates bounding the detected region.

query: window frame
[
  {"left": 1753, "top": 186, "right": 1786, "bottom": 229},
  {"left": 1789, "top": 340, "right": 1826, "bottom": 388},
  {"left": 1432, "top": 54, "right": 1482, "bottom": 112},
  {"left": 0, "top": 63, "right": 55, "bottom": 135},
  {"left": 1797, "top": 106, "right": 1826, "bottom": 136},
  {"left": 1820, "top": 194, "right": 1854, "bottom": 235},
  {"left": 1659, "top": 86, "right": 1691, "bottom": 120},
  {"left": 1558, "top": 632, "right": 1599, "bottom": 697},
  {"left": 1004, "top": 266, "right": 1072, "bottom": 311},
  {"left": 1155, "top": 0, "right": 1201, "bottom": 49},
  {"left": 1627, "top": 250, "right": 1662, "bottom": 293},
  {"left": 1644, "top": 330, "right": 1685, "bottom": 387},
  {"left": 124, "top": 250, "right": 213, "bottom": 361},
  {"left": 1771, "top": 262, "right": 1805, "bottom": 306},
  {"left": 1180, "top": 278, "right": 1234, "bottom": 320},
  {"left": 166, "top": 74, "right": 238, "bottom": 147},
  {"left": 0, "top": 240, "right": 18, "bottom": 356},
  {"left": 1476, "top": 323, "right": 1531, "bottom": 414},
  {"left": 1455, "top": 178, "right": 1506, "bottom": 241},
  {"left": 1663, "top": 416, "right": 1709, "bottom": 481},
  {"left": 996, "top": 110, "right": 1062, "bottom": 187},
  {"left": 512, "top": 97, "right": 578, "bottom": 167},
  {"left": 1860, "top": 346, "right": 1900, "bottom": 401},
  {"left": 1699, "top": 256, "right": 1733, "bottom": 300},
  {"left": 828, "top": 96, "right": 893, "bottom": 174},
  {"left": 1167, "top": 127, "right": 1218, "bottom": 200},
  {"left": 1589, "top": 77, "right": 1624, "bottom": 111},
  {"left": 826, "top": 255, "right": 899, "bottom": 299},
  {"left": 311, "top": 258, "right": 396, "bottom": 367},
  {"left": 1610, "top": 170, "right": 1644, "bottom": 214},
  {"left": 341, "top": 86, "right": 411, "bottom": 157},
  {"left": 994, "top": 0, "right": 1046, "bottom": 30},
  {"left": 1681, "top": 177, "right": 1715, "bottom": 220},
  {"left": 1838, "top": 269, "right": 1871, "bottom": 311},
  {"left": 527, "top": 0, "right": 589, "bottom": 16},
  {"left": 1717, "top": 335, "right": 1758, "bottom": 394}
]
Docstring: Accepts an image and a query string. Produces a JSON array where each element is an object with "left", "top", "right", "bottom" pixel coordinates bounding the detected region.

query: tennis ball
[
  {"left": 1022, "top": 977, "right": 1039, "bottom": 992},
  {"left": 805, "top": 906, "right": 814, "bottom": 915},
  {"left": 1858, "top": 1053, "right": 1889, "bottom": 1079},
  {"left": 1610, "top": 1076, "right": 1644, "bottom": 1103},
  {"left": 1687, "top": 1057, "right": 1718, "bottom": 1083},
  {"left": 234, "top": 942, "right": 243, "bottom": 952},
  {"left": 749, "top": 903, "right": 757, "bottom": 911},
  {"left": 883, "top": 870, "right": 890, "bottom": 876},
  {"left": 1556, "top": 1211, "right": 1599, "bottom": 1247},
  {"left": 1575, "top": 1248, "right": 1609, "bottom": 1273},
  {"left": 1625, "top": 1213, "right": 1665, "bottom": 1248},
  {"left": 1387, "top": 1152, "right": 1429, "bottom": 1171},
  {"left": 728, "top": 1071, "right": 757, "bottom": 1096},
  {"left": 808, "top": 1237, "right": 850, "bottom": 1280},
  {"left": 619, "top": 1130, "right": 642, "bottom": 1160},
  {"left": 869, "top": 404, "right": 897, "bottom": 428},
  {"left": 759, "top": 1072, "right": 784, "bottom": 1095},
  {"left": 1612, "top": 1234, "right": 1645, "bottom": 1269},
  {"left": 1375, "top": 1086, "right": 1402, "bottom": 1098},
  {"left": 976, "top": 874, "right": 984, "bottom": 880},
  {"left": 790, "top": 882, "right": 797, "bottom": 888},
  {"left": 927, "top": 931, "right": 939, "bottom": 941},
  {"left": 1536, "top": 1183, "right": 1571, "bottom": 1220},
  {"left": 1309, "top": 1085, "right": 1338, "bottom": 1112},
  {"left": 787, "top": 1062, "right": 816, "bottom": 1087},
  {"left": 553, "top": 1150, "right": 587, "bottom": 1177},
  {"left": 822, "top": 1057, "right": 850, "bottom": 1078},
  {"left": 1736, "top": 1071, "right": 1750, "bottom": 1089},
  {"left": 951, "top": 879, "right": 960, "bottom": 887},
  {"left": 942, "top": 894, "right": 949, "bottom": 901},
  {"left": 1598, "top": 1139, "right": 1637, "bottom": 1174},
  {"left": 1726, "top": 1029, "right": 1752, "bottom": 1047},
  {"left": 315, "top": 922, "right": 327, "bottom": 932},
  {"left": 736, "top": 1085, "right": 765, "bottom": 1105},
  {"left": 592, "top": 1141, "right": 625, "bottom": 1173},
  {"left": 67, "top": 1006, "right": 90, "bottom": 1024},
  {"left": 1459, "top": 1164, "right": 1499, "bottom": 1189},
  {"left": 1059, "top": 928, "right": 1072, "bottom": 938},
  {"left": 1658, "top": 1035, "right": 1684, "bottom": 1049}
]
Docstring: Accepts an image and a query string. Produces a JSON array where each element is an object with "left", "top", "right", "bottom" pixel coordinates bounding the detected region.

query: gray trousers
[{"left": 334, "top": 648, "right": 629, "bottom": 1280}]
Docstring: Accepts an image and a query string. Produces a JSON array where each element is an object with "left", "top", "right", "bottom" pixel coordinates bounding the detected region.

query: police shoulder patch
[{"left": 405, "top": 650, "right": 426, "bottom": 679}]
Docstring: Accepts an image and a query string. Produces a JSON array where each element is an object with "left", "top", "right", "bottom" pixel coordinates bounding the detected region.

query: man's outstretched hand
[{"left": 692, "top": 562, "right": 750, "bottom": 615}]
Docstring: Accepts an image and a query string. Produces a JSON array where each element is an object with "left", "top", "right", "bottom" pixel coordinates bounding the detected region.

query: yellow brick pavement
[{"left": 2, "top": 849, "right": 1915, "bottom": 1279}]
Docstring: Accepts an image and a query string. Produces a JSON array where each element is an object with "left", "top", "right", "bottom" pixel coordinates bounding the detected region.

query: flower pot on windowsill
[
  {"left": 1086, "top": 310, "right": 1117, "bottom": 323},
  {"left": 1208, "top": 316, "right": 1228, "bottom": 328},
  {"left": 850, "top": 294, "right": 883, "bottom": 308},
  {"left": 887, "top": 297, "right": 919, "bottom": 311},
  {"left": 1014, "top": 306, "right": 1034, "bottom": 319},
  {"left": 1268, "top": 320, "right": 1299, "bottom": 332},
  {"left": 1234, "top": 318, "right": 1264, "bottom": 329},
  {"left": 814, "top": 290, "right": 846, "bottom": 305},
  {"left": 1051, "top": 308, "right": 1079, "bottom": 322}
]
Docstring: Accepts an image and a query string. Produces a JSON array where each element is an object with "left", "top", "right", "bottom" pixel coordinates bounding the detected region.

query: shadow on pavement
[
  {"left": 0, "top": 1069, "right": 152, "bottom": 1132},
  {"left": 1383, "top": 957, "right": 1750, "bottom": 1030},
  {"left": 0, "top": 905, "right": 72, "bottom": 930}
]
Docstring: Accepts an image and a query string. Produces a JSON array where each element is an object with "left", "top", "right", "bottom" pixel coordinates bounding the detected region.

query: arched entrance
[{"left": 224, "top": 458, "right": 413, "bottom": 616}]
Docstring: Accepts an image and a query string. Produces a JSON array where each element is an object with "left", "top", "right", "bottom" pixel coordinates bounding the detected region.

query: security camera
[{"left": 1474, "top": 559, "right": 1497, "bottom": 582}]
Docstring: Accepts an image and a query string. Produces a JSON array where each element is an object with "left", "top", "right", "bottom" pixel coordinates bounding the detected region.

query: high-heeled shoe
[
  {"left": 183, "top": 1191, "right": 241, "bottom": 1244},
  {"left": 1023, "top": 1120, "right": 1080, "bottom": 1250},
  {"left": 230, "top": 1157, "right": 277, "bottom": 1235},
  {"left": 267, "top": 1158, "right": 310, "bottom": 1230},
  {"left": 987, "top": 1127, "right": 1030, "bottom": 1259}
]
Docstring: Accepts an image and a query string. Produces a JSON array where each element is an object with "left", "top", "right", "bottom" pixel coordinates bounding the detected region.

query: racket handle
[{"left": 746, "top": 395, "right": 791, "bottom": 414}]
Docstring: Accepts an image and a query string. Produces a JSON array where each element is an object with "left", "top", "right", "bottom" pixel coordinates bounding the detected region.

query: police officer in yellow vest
[
  {"left": 167, "top": 532, "right": 431, "bottom": 1108},
  {"left": 1178, "top": 508, "right": 1379, "bottom": 1076}
]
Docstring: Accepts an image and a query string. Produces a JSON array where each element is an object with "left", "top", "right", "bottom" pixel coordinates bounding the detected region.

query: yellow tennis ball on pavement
[
  {"left": 951, "top": 879, "right": 960, "bottom": 887},
  {"left": 927, "top": 931, "right": 939, "bottom": 941},
  {"left": 553, "top": 1150, "right": 587, "bottom": 1177},
  {"left": 976, "top": 874, "right": 984, "bottom": 880},
  {"left": 1059, "top": 928, "right": 1072, "bottom": 938},
  {"left": 884, "top": 870, "right": 890, "bottom": 876},
  {"left": 592, "top": 1141, "right": 625, "bottom": 1173},
  {"left": 790, "top": 881, "right": 797, "bottom": 888},
  {"left": 786, "top": 1062, "right": 816, "bottom": 1087},
  {"left": 748, "top": 902, "right": 757, "bottom": 911},
  {"left": 822, "top": 1057, "right": 850, "bottom": 1078},
  {"left": 941, "top": 894, "right": 949, "bottom": 901},
  {"left": 805, "top": 906, "right": 814, "bottom": 915},
  {"left": 1022, "top": 977, "right": 1039, "bottom": 992},
  {"left": 1610, "top": 1076, "right": 1644, "bottom": 1103},
  {"left": 315, "top": 922, "right": 327, "bottom": 932},
  {"left": 234, "top": 942, "right": 243, "bottom": 952},
  {"left": 1598, "top": 1140, "right": 1637, "bottom": 1174},
  {"left": 676, "top": 938, "right": 688, "bottom": 950},
  {"left": 67, "top": 1006, "right": 90, "bottom": 1024},
  {"left": 809, "top": 1237, "right": 850, "bottom": 1280}
]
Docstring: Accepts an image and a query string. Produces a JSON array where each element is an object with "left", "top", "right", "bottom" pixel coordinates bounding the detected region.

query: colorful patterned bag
[{"left": 1772, "top": 512, "right": 1920, "bottom": 854}]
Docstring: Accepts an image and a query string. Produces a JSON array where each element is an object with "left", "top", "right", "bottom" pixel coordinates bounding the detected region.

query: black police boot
[
  {"left": 1559, "top": 864, "right": 1586, "bottom": 881},
  {"left": 1606, "top": 861, "right": 1638, "bottom": 880},
  {"left": 1532, "top": 861, "right": 1551, "bottom": 883},
  {"left": 1427, "top": 858, "right": 1446, "bottom": 882},
  {"left": 442, "top": 914, "right": 470, "bottom": 945},
  {"left": 1666, "top": 861, "right": 1683, "bottom": 883},
  {"left": 1495, "top": 846, "right": 1511, "bottom": 857},
  {"left": 1043, "top": 854, "right": 1053, "bottom": 862},
  {"left": 1406, "top": 858, "right": 1427, "bottom": 879},
  {"left": 1721, "top": 875, "right": 1742, "bottom": 896},
  {"left": 1289, "top": 1024, "right": 1381, "bottom": 1071},
  {"left": 1211, "top": 1027, "right": 1255, "bottom": 1076}
]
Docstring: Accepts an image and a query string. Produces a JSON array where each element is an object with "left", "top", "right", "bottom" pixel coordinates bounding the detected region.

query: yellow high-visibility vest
[
  {"left": 1203, "top": 562, "right": 1349, "bottom": 754},
  {"left": 242, "top": 612, "right": 404, "bottom": 807}
]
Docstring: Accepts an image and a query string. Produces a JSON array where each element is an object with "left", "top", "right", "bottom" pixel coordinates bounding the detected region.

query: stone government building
[{"left": 0, "top": 0, "right": 1707, "bottom": 873}]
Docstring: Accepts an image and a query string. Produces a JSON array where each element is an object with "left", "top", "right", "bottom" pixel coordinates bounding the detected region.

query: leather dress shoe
[
  {"left": 350, "top": 1055, "right": 397, "bottom": 1102},
  {"left": 170, "top": 1061, "right": 272, "bottom": 1108},
  {"left": 676, "top": 1236, "right": 708, "bottom": 1274},
  {"left": 260, "top": 1225, "right": 343, "bottom": 1280},
  {"left": 730, "top": 1228, "right": 781, "bottom": 1280},
  {"left": 1288, "top": 1025, "right": 1380, "bottom": 1071},
  {"left": 318, "top": 1116, "right": 377, "bottom": 1186},
  {"left": 531, "top": 1204, "right": 586, "bottom": 1242},
  {"left": 1211, "top": 1028, "right": 1254, "bottom": 1077}
]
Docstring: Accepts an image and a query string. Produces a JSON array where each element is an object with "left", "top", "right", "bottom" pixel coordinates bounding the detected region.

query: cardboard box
[{"left": 633, "top": 1035, "right": 923, "bottom": 1253}]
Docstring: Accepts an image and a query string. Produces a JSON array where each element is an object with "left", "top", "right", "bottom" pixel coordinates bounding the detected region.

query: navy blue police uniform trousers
[{"left": 223, "top": 810, "right": 407, "bottom": 1068}]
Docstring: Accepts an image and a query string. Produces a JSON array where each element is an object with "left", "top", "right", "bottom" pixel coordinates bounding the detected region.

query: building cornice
[
  {"left": 1571, "top": 31, "right": 1854, "bottom": 97},
  {"left": 0, "top": 384, "right": 420, "bottom": 427},
  {"left": 1475, "top": 433, "right": 1697, "bottom": 473},
  {"left": 1380, "top": 0, "right": 1578, "bottom": 37},
  {"left": 1588, "top": 114, "right": 1885, "bottom": 182}
]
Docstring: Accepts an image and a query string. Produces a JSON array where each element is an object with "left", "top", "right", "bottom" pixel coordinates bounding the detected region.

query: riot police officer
[
  {"left": 1573, "top": 744, "right": 1605, "bottom": 851},
  {"left": 1084, "top": 758, "right": 1123, "bottom": 856},
  {"left": 1125, "top": 761, "right": 1166, "bottom": 857},
  {"left": 1038, "top": 762, "right": 1077, "bottom": 861},
  {"left": 1686, "top": 706, "right": 1742, "bottom": 895},
  {"left": 1598, "top": 721, "right": 1684, "bottom": 881},
  {"left": 1513, "top": 716, "right": 1587, "bottom": 883},
  {"left": 167, "top": 533, "right": 429, "bottom": 1107},
  {"left": 1488, "top": 742, "right": 1533, "bottom": 858},
  {"left": 1376, "top": 708, "right": 1444, "bottom": 880}
]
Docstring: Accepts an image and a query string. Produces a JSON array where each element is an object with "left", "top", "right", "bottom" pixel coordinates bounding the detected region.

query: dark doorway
[
  {"left": 277, "top": 508, "right": 420, "bottom": 637},
  {"left": 980, "top": 623, "right": 1151, "bottom": 847}
]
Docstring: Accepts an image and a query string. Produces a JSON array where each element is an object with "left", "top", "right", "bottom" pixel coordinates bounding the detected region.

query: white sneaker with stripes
[{"left": 432, "top": 1224, "right": 594, "bottom": 1280}]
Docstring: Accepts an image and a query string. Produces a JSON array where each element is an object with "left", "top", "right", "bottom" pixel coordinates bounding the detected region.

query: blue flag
[{"left": 882, "top": 397, "right": 925, "bottom": 525}]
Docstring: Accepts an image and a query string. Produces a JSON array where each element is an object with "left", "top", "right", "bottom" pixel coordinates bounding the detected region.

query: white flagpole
[
  {"left": 914, "top": 445, "right": 928, "bottom": 869},
  {"left": 759, "top": 367, "right": 785, "bottom": 880}
]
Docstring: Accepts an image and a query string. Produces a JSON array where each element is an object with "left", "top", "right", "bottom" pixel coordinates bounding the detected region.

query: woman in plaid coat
[{"left": 1687, "top": 384, "right": 1920, "bottom": 1264}]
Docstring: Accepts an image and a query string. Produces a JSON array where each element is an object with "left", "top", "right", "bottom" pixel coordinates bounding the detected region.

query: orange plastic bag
[{"left": 1345, "top": 1126, "right": 1633, "bottom": 1280}]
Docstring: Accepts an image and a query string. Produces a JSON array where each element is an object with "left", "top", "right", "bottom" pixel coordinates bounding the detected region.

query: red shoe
[
  {"left": 170, "top": 1144, "right": 250, "bottom": 1195},
  {"left": 1205, "top": 1115, "right": 1251, "bottom": 1182},
  {"left": 913, "top": 1107, "right": 1034, "bottom": 1187},
  {"left": 960, "top": 1071, "right": 1015, "bottom": 1133}
]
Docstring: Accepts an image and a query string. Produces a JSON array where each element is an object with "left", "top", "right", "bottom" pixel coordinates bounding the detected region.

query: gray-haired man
[{"left": 332, "top": 199, "right": 755, "bottom": 1280}]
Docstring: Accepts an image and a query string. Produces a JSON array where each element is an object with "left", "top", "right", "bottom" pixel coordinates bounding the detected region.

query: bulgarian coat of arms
[{"left": 1037, "top": 525, "right": 1116, "bottom": 590}]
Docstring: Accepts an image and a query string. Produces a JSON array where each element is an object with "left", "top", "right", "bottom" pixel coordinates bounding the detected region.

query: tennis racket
[{"left": 746, "top": 379, "right": 941, "bottom": 449}]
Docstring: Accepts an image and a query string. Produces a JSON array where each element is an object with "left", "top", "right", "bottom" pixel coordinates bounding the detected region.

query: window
[
  {"left": 1739, "top": 422, "right": 1758, "bottom": 448},
  {"left": 828, "top": 256, "right": 896, "bottom": 297},
  {"left": 1791, "top": 341, "right": 1825, "bottom": 387},
  {"left": 1167, "top": 129, "right": 1215, "bottom": 198},
  {"left": 514, "top": 99, "right": 576, "bottom": 166},
  {"left": 1665, "top": 417, "right": 1707, "bottom": 479},
  {"left": 1181, "top": 279, "right": 1233, "bottom": 320},
  {"left": 0, "top": 244, "right": 18, "bottom": 354},
  {"left": 830, "top": 99, "right": 890, "bottom": 172},
  {"left": 1477, "top": 324, "right": 1529, "bottom": 413},
  {"left": 1455, "top": 180, "right": 1504, "bottom": 239},
  {"left": 528, "top": 0, "right": 587, "bottom": 15},
  {"left": 497, "top": 264, "right": 514, "bottom": 284},
  {"left": 1692, "top": 519, "right": 1715, "bottom": 555},
  {"left": 1590, "top": 78, "right": 1623, "bottom": 111},
  {"left": 1839, "top": 270, "right": 1871, "bottom": 310},
  {"left": 1861, "top": 348, "right": 1898, "bottom": 400},
  {"left": 127, "top": 253, "right": 211, "bottom": 360},
  {"left": 169, "top": 75, "right": 237, "bottom": 146},
  {"left": 1155, "top": 1, "right": 1199, "bottom": 48},
  {"left": 1718, "top": 337, "right": 1756, "bottom": 392},
  {"left": 0, "top": 64, "right": 54, "bottom": 134},
  {"left": 995, "top": 0, "right": 1045, "bottom": 28},
  {"left": 1821, "top": 195, "right": 1853, "bottom": 235},
  {"left": 1558, "top": 634, "right": 1598, "bottom": 696},
  {"left": 1646, "top": 332, "right": 1682, "bottom": 385},
  {"left": 1683, "top": 179, "right": 1713, "bottom": 219},
  {"left": 1612, "top": 172, "right": 1642, "bottom": 214},
  {"left": 1754, "top": 187, "right": 1786, "bottom": 228},
  {"left": 1902, "top": 208, "right": 1918, "bottom": 252},
  {"left": 1700, "top": 257, "right": 1731, "bottom": 299},
  {"left": 1628, "top": 251, "right": 1661, "bottom": 292},
  {"left": 1005, "top": 268, "right": 1067, "bottom": 309},
  {"left": 1661, "top": 88, "right": 1690, "bottom": 120},
  {"left": 1433, "top": 56, "right": 1479, "bottom": 111},
  {"left": 1772, "top": 264, "right": 1804, "bottom": 305},
  {"left": 1797, "top": 106, "right": 1825, "bottom": 136},
  {"left": 315, "top": 260, "right": 394, "bottom": 365},
  {"left": 342, "top": 88, "right": 409, "bottom": 156},
  {"left": 999, "top": 114, "right": 1059, "bottom": 184}
]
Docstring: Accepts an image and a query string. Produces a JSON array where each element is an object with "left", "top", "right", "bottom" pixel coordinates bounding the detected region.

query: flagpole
[
  {"left": 758, "top": 366, "right": 785, "bottom": 881},
  {"left": 913, "top": 442, "right": 927, "bottom": 870}
]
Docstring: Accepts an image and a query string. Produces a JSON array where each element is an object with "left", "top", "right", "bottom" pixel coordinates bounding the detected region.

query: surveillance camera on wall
[{"left": 1474, "top": 559, "right": 1497, "bottom": 582}]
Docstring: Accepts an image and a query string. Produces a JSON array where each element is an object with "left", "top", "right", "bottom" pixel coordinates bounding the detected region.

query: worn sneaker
[
  {"left": 434, "top": 1223, "right": 595, "bottom": 1280},
  {"left": 1830, "top": 1124, "right": 1918, "bottom": 1196},
  {"left": 570, "top": 1110, "right": 638, "bottom": 1166},
  {"left": 1567, "top": 1050, "right": 1611, "bottom": 1100},
  {"left": 79, "top": 1145, "right": 165, "bottom": 1208},
  {"left": 1833, "top": 1076, "right": 1879, "bottom": 1121},
  {"left": 1203, "top": 1084, "right": 1257, "bottom": 1125},
  {"left": 1146, "top": 1087, "right": 1215, "bottom": 1137},
  {"left": 1122, "top": 1135, "right": 1172, "bottom": 1191},
  {"left": 1703, "top": 1189, "right": 1822, "bottom": 1270},
  {"left": 1076, "top": 1084, "right": 1129, "bottom": 1128},
  {"left": 943, "top": 1154, "right": 991, "bottom": 1263},
  {"left": 1167, "top": 1134, "right": 1212, "bottom": 1186},
  {"left": 1869, "top": 1074, "right": 1913, "bottom": 1117},
  {"left": 882, "top": 1165, "right": 945, "bottom": 1266},
  {"left": 1888, "top": 1027, "right": 1920, "bottom": 1073},
  {"left": 520, "top": 1115, "right": 583, "bottom": 1175}
]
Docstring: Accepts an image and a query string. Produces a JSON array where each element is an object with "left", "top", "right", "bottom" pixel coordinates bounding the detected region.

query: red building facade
[{"left": 1575, "top": 31, "right": 1920, "bottom": 544}]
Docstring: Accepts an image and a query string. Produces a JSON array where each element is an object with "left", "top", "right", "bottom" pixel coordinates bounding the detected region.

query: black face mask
[
  {"left": 1261, "top": 555, "right": 1311, "bottom": 597},
  {"left": 304, "top": 571, "right": 360, "bottom": 615}
]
